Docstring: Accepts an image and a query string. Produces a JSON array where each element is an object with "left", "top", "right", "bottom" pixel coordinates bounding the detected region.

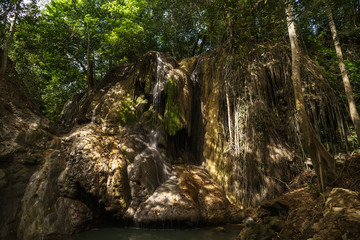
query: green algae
[{"left": 164, "top": 77, "right": 184, "bottom": 136}]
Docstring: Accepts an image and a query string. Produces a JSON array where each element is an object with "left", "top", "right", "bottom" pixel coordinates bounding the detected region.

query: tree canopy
[{"left": 1, "top": 0, "right": 359, "bottom": 129}]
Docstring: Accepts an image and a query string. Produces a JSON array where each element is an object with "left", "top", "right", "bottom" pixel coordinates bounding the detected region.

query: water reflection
[{"left": 63, "top": 227, "right": 239, "bottom": 240}]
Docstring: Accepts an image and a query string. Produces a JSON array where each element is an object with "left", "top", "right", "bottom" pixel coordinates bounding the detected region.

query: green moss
[
  {"left": 118, "top": 95, "right": 136, "bottom": 126},
  {"left": 144, "top": 75, "right": 152, "bottom": 94},
  {"left": 118, "top": 94, "right": 147, "bottom": 126},
  {"left": 164, "top": 77, "right": 184, "bottom": 136}
]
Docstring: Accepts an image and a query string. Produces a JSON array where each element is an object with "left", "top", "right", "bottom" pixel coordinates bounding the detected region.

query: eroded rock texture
[
  {"left": 14, "top": 52, "right": 239, "bottom": 239},
  {"left": 0, "top": 63, "right": 53, "bottom": 239},
  {"left": 3, "top": 46, "right": 352, "bottom": 239}
]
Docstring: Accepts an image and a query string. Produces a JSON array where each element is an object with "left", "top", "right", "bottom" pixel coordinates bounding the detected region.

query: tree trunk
[
  {"left": 225, "top": 77, "right": 233, "bottom": 144},
  {"left": 325, "top": 1, "right": 360, "bottom": 142},
  {"left": 227, "top": 12, "right": 233, "bottom": 38},
  {"left": 191, "top": 34, "right": 201, "bottom": 56},
  {"left": 1, "top": 2, "right": 20, "bottom": 80},
  {"left": 285, "top": 1, "right": 337, "bottom": 191},
  {"left": 198, "top": 34, "right": 207, "bottom": 55},
  {"left": 85, "top": 0, "right": 94, "bottom": 94}
]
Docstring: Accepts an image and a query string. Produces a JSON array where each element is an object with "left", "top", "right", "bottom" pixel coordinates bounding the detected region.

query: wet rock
[
  {"left": 125, "top": 133, "right": 172, "bottom": 219},
  {"left": 25, "top": 128, "right": 53, "bottom": 149},
  {"left": 164, "top": 67, "right": 193, "bottom": 136},
  {"left": 215, "top": 226, "right": 226, "bottom": 232},
  {"left": 263, "top": 216, "right": 285, "bottom": 232},
  {"left": 23, "top": 153, "right": 43, "bottom": 165},
  {"left": 129, "top": 164, "right": 239, "bottom": 226},
  {"left": 17, "top": 150, "right": 73, "bottom": 240},
  {"left": 237, "top": 222, "right": 275, "bottom": 240}
]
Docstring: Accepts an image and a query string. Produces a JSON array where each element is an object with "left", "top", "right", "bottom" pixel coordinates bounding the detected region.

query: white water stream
[{"left": 152, "top": 52, "right": 172, "bottom": 113}]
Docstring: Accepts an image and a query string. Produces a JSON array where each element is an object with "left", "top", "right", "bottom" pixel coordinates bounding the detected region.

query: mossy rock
[
  {"left": 163, "top": 68, "right": 193, "bottom": 136},
  {"left": 164, "top": 77, "right": 184, "bottom": 136},
  {"left": 118, "top": 95, "right": 148, "bottom": 126},
  {"left": 237, "top": 223, "right": 275, "bottom": 240}
]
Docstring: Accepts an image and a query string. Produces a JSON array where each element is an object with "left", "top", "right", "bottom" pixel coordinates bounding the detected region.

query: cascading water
[
  {"left": 149, "top": 129, "right": 160, "bottom": 149},
  {"left": 146, "top": 129, "right": 169, "bottom": 186},
  {"left": 126, "top": 127, "right": 172, "bottom": 219},
  {"left": 152, "top": 52, "right": 171, "bottom": 113}
]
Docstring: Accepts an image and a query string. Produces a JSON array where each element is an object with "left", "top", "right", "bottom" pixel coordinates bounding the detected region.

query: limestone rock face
[
  {"left": 133, "top": 175, "right": 201, "bottom": 225},
  {"left": 131, "top": 165, "right": 240, "bottom": 226},
  {"left": 58, "top": 124, "right": 131, "bottom": 217},
  {"left": 13, "top": 51, "right": 246, "bottom": 239},
  {"left": 15, "top": 51, "right": 228, "bottom": 239},
  {"left": 0, "top": 68, "right": 52, "bottom": 240},
  {"left": 17, "top": 125, "right": 132, "bottom": 239},
  {"left": 125, "top": 142, "right": 172, "bottom": 219},
  {"left": 18, "top": 151, "right": 92, "bottom": 240},
  {"left": 4, "top": 45, "right": 353, "bottom": 239}
]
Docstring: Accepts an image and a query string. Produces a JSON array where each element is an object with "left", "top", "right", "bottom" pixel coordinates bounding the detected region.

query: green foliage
[
  {"left": 3, "top": 0, "right": 359, "bottom": 130},
  {"left": 348, "top": 126, "right": 359, "bottom": 150},
  {"left": 164, "top": 77, "right": 183, "bottom": 136},
  {"left": 9, "top": 0, "right": 151, "bottom": 121},
  {"left": 345, "top": 60, "right": 360, "bottom": 100},
  {"left": 307, "top": 182, "right": 320, "bottom": 197},
  {"left": 118, "top": 94, "right": 147, "bottom": 126}
]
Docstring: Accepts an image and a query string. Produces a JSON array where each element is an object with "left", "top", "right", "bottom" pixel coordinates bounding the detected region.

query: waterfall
[
  {"left": 149, "top": 129, "right": 160, "bottom": 149},
  {"left": 152, "top": 52, "right": 171, "bottom": 113}
]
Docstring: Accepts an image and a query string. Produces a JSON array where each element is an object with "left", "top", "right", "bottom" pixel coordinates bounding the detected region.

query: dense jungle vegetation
[
  {"left": 2, "top": 0, "right": 360, "bottom": 194},
  {"left": 2, "top": 1, "right": 360, "bottom": 239},
  {"left": 1, "top": 0, "right": 359, "bottom": 123}
]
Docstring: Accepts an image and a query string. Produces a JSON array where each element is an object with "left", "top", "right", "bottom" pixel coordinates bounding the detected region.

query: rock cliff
[
  {"left": 1, "top": 46, "right": 353, "bottom": 239},
  {"left": 0, "top": 62, "right": 53, "bottom": 239}
]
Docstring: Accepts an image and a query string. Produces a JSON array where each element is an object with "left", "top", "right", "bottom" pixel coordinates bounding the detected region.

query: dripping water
[
  {"left": 152, "top": 52, "right": 170, "bottom": 113},
  {"left": 146, "top": 129, "right": 166, "bottom": 185},
  {"left": 148, "top": 129, "right": 160, "bottom": 149}
]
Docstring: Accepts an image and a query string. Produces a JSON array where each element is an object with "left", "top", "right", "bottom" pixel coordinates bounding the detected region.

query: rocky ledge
[
  {"left": 15, "top": 51, "right": 243, "bottom": 239},
  {"left": 17, "top": 123, "right": 242, "bottom": 239}
]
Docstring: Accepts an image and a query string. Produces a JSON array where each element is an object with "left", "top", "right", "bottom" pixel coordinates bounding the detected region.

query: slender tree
[
  {"left": 1, "top": 0, "right": 21, "bottom": 79},
  {"left": 285, "top": 0, "right": 337, "bottom": 191},
  {"left": 325, "top": 1, "right": 360, "bottom": 142},
  {"left": 85, "top": 0, "right": 95, "bottom": 93}
]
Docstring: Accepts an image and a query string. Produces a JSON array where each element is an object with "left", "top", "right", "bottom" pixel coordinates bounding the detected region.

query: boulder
[
  {"left": 237, "top": 222, "right": 275, "bottom": 240},
  {"left": 58, "top": 124, "right": 131, "bottom": 217},
  {"left": 125, "top": 144, "right": 172, "bottom": 219},
  {"left": 17, "top": 150, "right": 92, "bottom": 240},
  {"left": 133, "top": 175, "right": 200, "bottom": 225},
  {"left": 175, "top": 165, "right": 240, "bottom": 224}
]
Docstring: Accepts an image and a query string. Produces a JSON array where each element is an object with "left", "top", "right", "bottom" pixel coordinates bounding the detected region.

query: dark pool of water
[{"left": 62, "top": 226, "right": 240, "bottom": 240}]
